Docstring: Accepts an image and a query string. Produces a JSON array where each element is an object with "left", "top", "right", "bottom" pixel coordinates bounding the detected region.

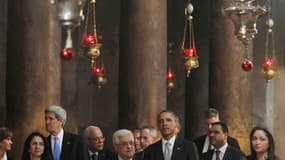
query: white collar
[
  {"left": 215, "top": 143, "right": 228, "bottom": 155},
  {"left": 2, "top": 152, "right": 7, "bottom": 160},
  {"left": 52, "top": 128, "right": 64, "bottom": 140},
  {"left": 88, "top": 150, "right": 98, "bottom": 156},
  {"left": 162, "top": 135, "right": 176, "bottom": 146},
  {"left": 118, "top": 155, "right": 132, "bottom": 160}
]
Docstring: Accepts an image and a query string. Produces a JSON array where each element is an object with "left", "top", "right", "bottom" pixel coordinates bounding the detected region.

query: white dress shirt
[
  {"left": 162, "top": 135, "right": 176, "bottom": 159},
  {"left": 211, "top": 143, "right": 228, "bottom": 160},
  {"left": 202, "top": 135, "right": 214, "bottom": 153},
  {"left": 118, "top": 155, "right": 133, "bottom": 160},
  {"left": 51, "top": 128, "right": 64, "bottom": 155}
]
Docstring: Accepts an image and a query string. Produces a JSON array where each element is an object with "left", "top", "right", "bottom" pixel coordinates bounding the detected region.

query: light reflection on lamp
[{"left": 224, "top": 0, "right": 267, "bottom": 71}]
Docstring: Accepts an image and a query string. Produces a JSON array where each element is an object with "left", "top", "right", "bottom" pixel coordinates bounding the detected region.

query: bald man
[{"left": 84, "top": 126, "right": 114, "bottom": 160}]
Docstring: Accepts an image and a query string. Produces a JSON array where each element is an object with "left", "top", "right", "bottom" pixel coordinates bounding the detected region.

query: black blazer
[
  {"left": 201, "top": 146, "right": 246, "bottom": 160},
  {"left": 87, "top": 149, "right": 115, "bottom": 160},
  {"left": 48, "top": 131, "right": 88, "bottom": 160},
  {"left": 194, "top": 135, "right": 240, "bottom": 157},
  {"left": 143, "top": 136, "right": 199, "bottom": 160}
]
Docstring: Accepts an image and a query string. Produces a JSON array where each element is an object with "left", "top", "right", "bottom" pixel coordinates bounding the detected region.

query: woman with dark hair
[
  {"left": 0, "top": 127, "right": 13, "bottom": 160},
  {"left": 247, "top": 127, "right": 277, "bottom": 160},
  {"left": 21, "top": 132, "right": 52, "bottom": 160}
]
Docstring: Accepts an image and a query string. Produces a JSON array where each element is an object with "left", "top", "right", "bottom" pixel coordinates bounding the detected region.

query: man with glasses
[
  {"left": 112, "top": 129, "right": 138, "bottom": 160},
  {"left": 143, "top": 110, "right": 199, "bottom": 160},
  {"left": 201, "top": 122, "right": 245, "bottom": 160},
  {"left": 84, "top": 126, "right": 114, "bottom": 160}
]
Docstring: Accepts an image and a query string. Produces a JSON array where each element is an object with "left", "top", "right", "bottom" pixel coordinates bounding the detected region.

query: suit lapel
[
  {"left": 47, "top": 135, "right": 53, "bottom": 157},
  {"left": 222, "top": 146, "right": 231, "bottom": 160},
  {"left": 171, "top": 137, "right": 183, "bottom": 160},
  {"left": 61, "top": 132, "right": 72, "bottom": 160},
  {"left": 157, "top": 140, "right": 164, "bottom": 159}
]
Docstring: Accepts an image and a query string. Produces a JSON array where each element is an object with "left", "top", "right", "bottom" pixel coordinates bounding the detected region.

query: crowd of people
[{"left": 0, "top": 106, "right": 278, "bottom": 160}]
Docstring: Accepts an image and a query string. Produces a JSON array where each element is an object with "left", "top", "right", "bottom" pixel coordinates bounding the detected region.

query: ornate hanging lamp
[
  {"left": 166, "top": 67, "right": 175, "bottom": 93},
  {"left": 181, "top": 1, "right": 199, "bottom": 77},
  {"left": 262, "top": 0, "right": 278, "bottom": 82},
  {"left": 224, "top": 0, "right": 267, "bottom": 72},
  {"left": 80, "top": 0, "right": 102, "bottom": 70},
  {"left": 92, "top": 58, "right": 107, "bottom": 88},
  {"left": 52, "top": 0, "right": 86, "bottom": 60}
]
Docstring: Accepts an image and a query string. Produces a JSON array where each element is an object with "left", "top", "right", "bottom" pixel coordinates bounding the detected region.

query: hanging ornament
[
  {"left": 166, "top": 68, "right": 175, "bottom": 93},
  {"left": 61, "top": 48, "right": 73, "bottom": 61},
  {"left": 80, "top": 0, "right": 102, "bottom": 69},
  {"left": 61, "top": 29, "right": 74, "bottom": 61},
  {"left": 241, "top": 59, "right": 253, "bottom": 72},
  {"left": 92, "top": 61, "right": 107, "bottom": 88},
  {"left": 84, "top": 34, "right": 96, "bottom": 45},
  {"left": 262, "top": 0, "right": 278, "bottom": 82},
  {"left": 96, "top": 74, "right": 107, "bottom": 88},
  {"left": 181, "top": 2, "right": 199, "bottom": 77},
  {"left": 54, "top": 0, "right": 85, "bottom": 61},
  {"left": 92, "top": 67, "right": 104, "bottom": 75}
]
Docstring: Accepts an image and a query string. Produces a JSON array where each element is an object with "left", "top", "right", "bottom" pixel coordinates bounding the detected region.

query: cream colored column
[{"left": 6, "top": 0, "right": 61, "bottom": 158}]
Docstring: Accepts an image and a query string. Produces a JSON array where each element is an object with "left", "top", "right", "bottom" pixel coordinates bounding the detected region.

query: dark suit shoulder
[
  {"left": 143, "top": 140, "right": 163, "bottom": 160},
  {"left": 175, "top": 136, "right": 197, "bottom": 148},
  {"left": 99, "top": 149, "right": 116, "bottom": 160},
  {"left": 227, "top": 136, "right": 240, "bottom": 150},
  {"left": 134, "top": 151, "right": 144, "bottom": 160},
  {"left": 224, "top": 146, "right": 246, "bottom": 160},
  {"left": 193, "top": 135, "right": 206, "bottom": 143},
  {"left": 193, "top": 134, "right": 207, "bottom": 155}
]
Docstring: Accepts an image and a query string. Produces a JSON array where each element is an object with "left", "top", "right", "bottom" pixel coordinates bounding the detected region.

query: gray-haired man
[{"left": 44, "top": 105, "right": 87, "bottom": 160}]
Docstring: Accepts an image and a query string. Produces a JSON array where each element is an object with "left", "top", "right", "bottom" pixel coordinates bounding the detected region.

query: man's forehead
[
  {"left": 211, "top": 124, "right": 222, "bottom": 130},
  {"left": 160, "top": 112, "right": 175, "bottom": 119},
  {"left": 45, "top": 112, "right": 56, "bottom": 117}
]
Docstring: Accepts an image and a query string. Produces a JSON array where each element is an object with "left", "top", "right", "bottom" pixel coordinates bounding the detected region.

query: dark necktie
[{"left": 215, "top": 150, "right": 221, "bottom": 160}]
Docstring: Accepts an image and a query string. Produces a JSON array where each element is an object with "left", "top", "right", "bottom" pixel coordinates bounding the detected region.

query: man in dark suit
[
  {"left": 84, "top": 125, "right": 114, "bottom": 160},
  {"left": 44, "top": 105, "right": 88, "bottom": 160},
  {"left": 111, "top": 129, "right": 138, "bottom": 160},
  {"left": 200, "top": 122, "right": 246, "bottom": 160},
  {"left": 194, "top": 108, "right": 240, "bottom": 157},
  {"left": 143, "top": 110, "right": 199, "bottom": 160}
]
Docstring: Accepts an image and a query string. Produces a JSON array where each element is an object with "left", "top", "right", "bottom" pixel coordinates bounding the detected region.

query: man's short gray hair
[
  {"left": 112, "top": 129, "right": 133, "bottom": 145},
  {"left": 205, "top": 108, "right": 219, "bottom": 119},
  {"left": 45, "top": 105, "right": 67, "bottom": 125},
  {"left": 141, "top": 125, "right": 157, "bottom": 138},
  {"left": 84, "top": 125, "right": 101, "bottom": 138}
]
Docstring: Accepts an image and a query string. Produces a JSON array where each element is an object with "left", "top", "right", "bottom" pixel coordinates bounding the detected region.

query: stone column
[
  {"left": 209, "top": 0, "right": 252, "bottom": 153},
  {"left": 6, "top": 0, "right": 61, "bottom": 158},
  {"left": 0, "top": 0, "right": 7, "bottom": 125},
  {"left": 119, "top": 0, "right": 167, "bottom": 128}
]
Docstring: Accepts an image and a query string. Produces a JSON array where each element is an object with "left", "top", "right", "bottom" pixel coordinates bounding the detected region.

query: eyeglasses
[
  {"left": 117, "top": 141, "right": 134, "bottom": 147},
  {"left": 88, "top": 136, "right": 105, "bottom": 143}
]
